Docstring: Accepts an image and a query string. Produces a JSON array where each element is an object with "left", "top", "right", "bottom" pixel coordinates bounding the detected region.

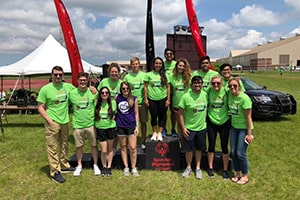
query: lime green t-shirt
[
  {"left": 37, "top": 82, "right": 75, "bottom": 124},
  {"left": 192, "top": 70, "right": 219, "bottom": 92},
  {"left": 228, "top": 92, "right": 253, "bottom": 129},
  {"left": 69, "top": 89, "right": 97, "bottom": 128},
  {"left": 97, "top": 78, "right": 122, "bottom": 99},
  {"left": 178, "top": 90, "right": 208, "bottom": 131},
  {"left": 207, "top": 87, "right": 230, "bottom": 125},
  {"left": 169, "top": 74, "right": 189, "bottom": 108},
  {"left": 164, "top": 60, "right": 176, "bottom": 74},
  {"left": 94, "top": 100, "right": 117, "bottom": 129},
  {"left": 145, "top": 71, "right": 169, "bottom": 100},
  {"left": 124, "top": 71, "right": 147, "bottom": 104}
]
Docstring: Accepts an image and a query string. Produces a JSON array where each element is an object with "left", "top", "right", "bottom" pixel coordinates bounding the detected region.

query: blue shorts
[{"left": 182, "top": 129, "right": 207, "bottom": 152}]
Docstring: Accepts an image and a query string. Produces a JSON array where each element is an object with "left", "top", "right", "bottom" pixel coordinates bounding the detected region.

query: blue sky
[{"left": 0, "top": 0, "right": 299, "bottom": 66}]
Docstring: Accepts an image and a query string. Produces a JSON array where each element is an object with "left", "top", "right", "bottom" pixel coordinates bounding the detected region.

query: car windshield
[{"left": 241, "top": 78, "right": 263, "bottom": 90}]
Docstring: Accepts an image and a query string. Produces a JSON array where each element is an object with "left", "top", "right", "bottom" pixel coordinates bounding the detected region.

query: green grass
[{"left": 0, "top": 71, "right": 300, "bottom": 199}]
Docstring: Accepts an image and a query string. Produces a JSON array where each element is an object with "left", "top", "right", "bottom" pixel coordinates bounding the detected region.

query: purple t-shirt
[{"left": 116, "top": 95, "right": 136, "bottom": 128}]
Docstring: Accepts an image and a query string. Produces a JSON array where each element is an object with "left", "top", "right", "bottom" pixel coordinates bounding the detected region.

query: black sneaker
[
  {"left": 106, "top": 168, "right": 112, "bottom": 176},
  {"left": 222, "top": 170, "right": 229, "bottom": 180},
  {"left": 61, "top": 166, "right": 76, "bottom": 173},
  {"left": 207, "top": 168, "right": 215, "bottom": 178},
  {"left": 101, "top": 167, "right": 107, "bottom": 176},
  {"left": 51, "top": 171, "right": 65, "bottom": 183}
]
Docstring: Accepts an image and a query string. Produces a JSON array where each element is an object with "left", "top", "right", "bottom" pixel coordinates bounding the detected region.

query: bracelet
[{"left": 136, "top": 122, "right": 140, "bottom": 126}]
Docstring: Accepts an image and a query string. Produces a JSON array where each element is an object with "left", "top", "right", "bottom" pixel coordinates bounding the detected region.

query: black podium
[{"left": 145, "top": 136, "right": 180, "bottom": 171}]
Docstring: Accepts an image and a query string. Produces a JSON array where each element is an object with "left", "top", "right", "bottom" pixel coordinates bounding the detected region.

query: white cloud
[{"left": 229, "top": 5, "right": 284, "bottom": 27}]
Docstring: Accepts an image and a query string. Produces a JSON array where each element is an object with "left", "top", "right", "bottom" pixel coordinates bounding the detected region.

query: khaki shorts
[
  {"left": 73, "top": 126, "right": 97, "bottom": 147},
  {"left": 139, "top": 103, "right": 148, "bottom": 123}
]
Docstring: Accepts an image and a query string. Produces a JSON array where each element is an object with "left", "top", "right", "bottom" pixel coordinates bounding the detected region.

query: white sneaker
[
  {"left": 157, "top": 132, "right": 163, "bottom": 141},
  {"left": 151, "top": 132, "right": 157, "bottom": 141},
  {"left": 132, "top": 168, "right": 140, "bottom": 177},
  {"left": 93, "top": 164, "right": 101, "bottom": 176},
  {"left": 123, "top": 167, "right": 130, "bottom": 176},
  {"left": 73, "top": 166, "right": 82, "bottom": 177}
]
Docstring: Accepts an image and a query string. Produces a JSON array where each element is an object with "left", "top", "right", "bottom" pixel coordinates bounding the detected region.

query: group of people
[{"left": 37, "top": 49, "right": 253, "bottom": 185}]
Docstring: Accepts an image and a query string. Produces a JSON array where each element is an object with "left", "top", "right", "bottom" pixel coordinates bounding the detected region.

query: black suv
[{"left": 241, "top": 77, "right": 297, "bottom": 119}]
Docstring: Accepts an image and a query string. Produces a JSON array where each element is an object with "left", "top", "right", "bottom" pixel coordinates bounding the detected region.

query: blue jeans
[{"left": 230, "top": 127, "right": 249, "bottom": 174}]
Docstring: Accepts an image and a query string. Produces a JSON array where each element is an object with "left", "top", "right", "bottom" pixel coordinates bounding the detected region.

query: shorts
[
  {"left": 139, "top": 103, "right": 148, "bottom": 123},
  {"left": 73, "top": 126, "right": 97, "bottom": 147},
  {"left": 117, "top": 127, "right": 136, "bottom": 137},
  {"left": 96, "top": 127, "right": 117, "bottom": 142},
  {"left": 182, "top": 129, "right": 207, "bottom": 152}
]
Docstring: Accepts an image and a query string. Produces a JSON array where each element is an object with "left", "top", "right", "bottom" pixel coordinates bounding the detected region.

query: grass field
[{"left": 0, "top": 71, "right": 300, "bottom": 200}]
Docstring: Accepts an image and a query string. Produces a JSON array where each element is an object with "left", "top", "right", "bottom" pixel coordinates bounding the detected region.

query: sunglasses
[
  {"left": 101, "top": 91, "right": 109, "bottom": 95},
  {"left": 53, "top": 73, "right": 63, "bottom": 77},
  {"left": 229, "top": 84, "right": 238, "bottom": 88},
  {"left": 212, "top": 82, "right": 221, "bottom": 85},
  {"left": 122, "top": 87, "right": 129, "bottom": 90}
]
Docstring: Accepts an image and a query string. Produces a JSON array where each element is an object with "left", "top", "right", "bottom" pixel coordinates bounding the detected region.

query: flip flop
[
  {"left": 231, "top": 176, "right": 241, "bottom": 183},
  {"left": 236, "top": 178, "right": 249, "bottom": 185}
]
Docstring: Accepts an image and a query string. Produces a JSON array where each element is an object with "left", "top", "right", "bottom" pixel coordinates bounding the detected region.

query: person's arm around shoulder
[{"left": 134, "top": 97, "right": 139, "bottom": 136}]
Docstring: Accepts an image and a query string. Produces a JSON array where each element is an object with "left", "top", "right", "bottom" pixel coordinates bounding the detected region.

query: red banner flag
[
  {"left": 185, "top": 0, "right": 206, "bottom": 59},
  {"left": 145, "top": 0, "right": 155, "bottom": 72},
  {"left": 54, "top": 0, "right": 84, "bottom": 86}
]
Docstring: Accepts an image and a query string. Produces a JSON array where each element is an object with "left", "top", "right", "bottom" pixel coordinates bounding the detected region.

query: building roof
[{"left": 239, "top": 34, "right": 300, "bottom": 56}]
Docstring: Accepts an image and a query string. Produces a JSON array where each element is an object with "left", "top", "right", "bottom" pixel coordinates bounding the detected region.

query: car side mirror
[{"left": 263, "top": 85, "right": 267, "bottom": 89}]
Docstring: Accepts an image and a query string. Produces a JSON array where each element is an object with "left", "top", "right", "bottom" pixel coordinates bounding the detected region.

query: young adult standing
[
  {"left": 116, "top": 82, "right": 140, "bottom": 176},
  {"left": 124, "top": 57, "right": 148, "bottom": 149},
  {"left": 95, "top": 87, "right": 117, "bottom": 176},
  {"left": 164, "top": 48, "right": 177, "bottom": 137},
  {"left": 169, "top": 58, "right": 191, "bottom": 145},
  {"left": 37, "top": 66, "right": 75, "bottom": 183},
  {"left": 144, "top": 57, "right": 170, "bottom": 141},
  {"left": 178, "top": 76, "right": 208, "bottom": 179},
  {"left": 97, "top": 63, "right": 122, "bottom": 151},
  {"left": 97, "top": 63, "right": 122, "bottom": 99},
  {"left": 219, "top": 63, "right": 245, "bottom": 91},
  {"left": 192, "top": 55, "right": 218, "bottom": 92},
  {"left": 206, "top": 75, "right": 230, "bottom": 179},
  {"left": 69, "top": 72, "right": 101, "bottom": 177},
  {"left": 228, "top": 78, "right": 254, "bottom": 185}
]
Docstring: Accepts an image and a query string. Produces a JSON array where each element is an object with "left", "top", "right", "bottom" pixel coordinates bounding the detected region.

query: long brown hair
[
  {"left": 173, "top": 58, "right": 191, "bottom": 88},
  {"left": 119, "top": 82, "right": 134, "bottom": 108},
  {"left": 95, "top": 87, "right": 114, "bottom": 120},
  {"left": 152, "top": 57, "right": 167, "bottom": 87}
]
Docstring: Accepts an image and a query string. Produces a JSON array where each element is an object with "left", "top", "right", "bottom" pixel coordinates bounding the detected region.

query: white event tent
[{"left": 0, "top": 34, "right": 102, "bottom": 75}]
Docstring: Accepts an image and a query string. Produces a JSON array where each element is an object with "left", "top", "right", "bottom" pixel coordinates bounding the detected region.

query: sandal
[
  {"left": 231, "top": 176, "right": 241, "bottom": 183},
  {"left": 236, "top": 178, "right": 249, "bottom": 185}
]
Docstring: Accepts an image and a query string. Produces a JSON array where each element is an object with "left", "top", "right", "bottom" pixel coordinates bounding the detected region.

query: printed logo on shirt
[
  {"left": 211, "top": 96, "right": 225, "bottom": 108},
  {"left": 54, "top": 89, "right": 67, "bottom": 104},
  {"left": 76, "top": 97, "right": 89, "bottom": 110},
  {"left": 118, "top": 101, "right": 129, "bottom": 114},
  {"left": 229, "top": 103, "right": 239, "bottom": 115}
]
